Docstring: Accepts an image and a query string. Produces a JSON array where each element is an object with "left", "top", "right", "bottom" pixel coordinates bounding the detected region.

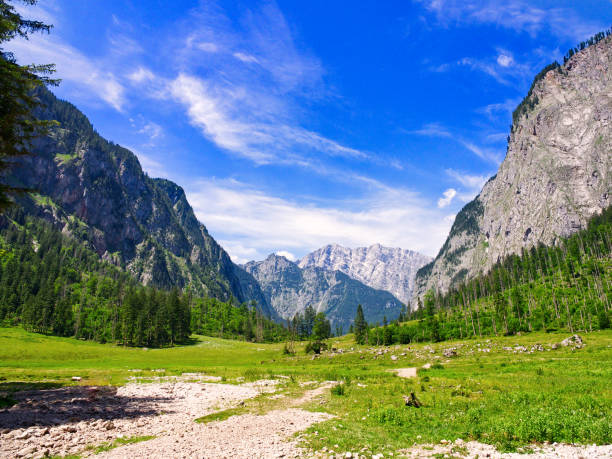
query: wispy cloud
[
  {"left": 455, "top": 51, "right": 532, "bottom": 86},
  {"left": 416, "top": 0, "right": 604, "bottom": 42},
  {"left": 408, "top": 122, "right": 452, "bottom": 137},
  {"left": 445, "top": 169, "right": 492, "bottom": 202},
  {"left": 125, "top": 2, "right": 373, "bottom": 168},
  {"left": 9, "top": 35, "right": 126, "bottom": 111},
  {"left": 7, "top": 3, "right": 135, "bottom": 112},
  {"left": 460, "top": 140, "right": 502, "bottom": 165},
  {"left": 437, "top": 188, "right": 457, "bottom": 208},
  {"left": 186, "top": 179, "right": 454, "bottom": 261},
  {"left": 478, "top": 97, "right": 521, "bottom": 121},
  {"left": 410, "top": 122, "right": 503, "bottom": 165}
]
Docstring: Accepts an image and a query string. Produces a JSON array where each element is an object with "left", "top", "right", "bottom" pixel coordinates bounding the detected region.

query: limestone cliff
[
  {"left": 13, "top": 88, "right": 275, "bottom": 317},
  {"left": 413, "top": 35, "right": 612, "bottom": 305}
]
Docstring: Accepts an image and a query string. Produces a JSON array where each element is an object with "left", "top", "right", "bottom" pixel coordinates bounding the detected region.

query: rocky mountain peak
[
  {"left": 298, "top": 243, "right": 432, "bottom": 303},
  {"left": 413, "top": 35, "right": 612, "bottom": 305}
]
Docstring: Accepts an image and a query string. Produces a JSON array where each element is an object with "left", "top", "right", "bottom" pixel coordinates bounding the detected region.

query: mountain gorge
[
  {"left": 243, "top": 254, "right": 404, "bottom": 332},
  {"left": 299, "top": 243, "right": 431, "bottom": 304},
  {"left": 413, "top": 35, "right": 612, "bottom": 305},
  {"left": 9, "top": 88, "right": 277, "bottom": 319}
]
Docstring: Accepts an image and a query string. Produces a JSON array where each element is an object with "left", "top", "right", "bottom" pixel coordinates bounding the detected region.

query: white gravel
[{"left": 0, "top": 377, "right": 333, "bottom": 459}]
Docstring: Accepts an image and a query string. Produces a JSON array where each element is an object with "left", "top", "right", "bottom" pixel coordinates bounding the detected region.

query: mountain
[
  {"left": 243, "top": 254, "right": 404, "bottom": 332},
  {"left": 11, "top": 87, "right": 276, "bottom": 318},
  {"left": 298, "top": 243, "right": 431, "bottom": 304},
  {"left": 413, "top": 35, "right": 612, "bottom": 305}
]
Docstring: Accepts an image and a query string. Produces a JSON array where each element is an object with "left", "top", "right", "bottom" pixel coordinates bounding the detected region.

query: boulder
[
  {"left": 443, "top": 348, "right": 457, "bottom": 357},
  {"left": 561, "top": 334, "right": 583, "bottom": 348}
]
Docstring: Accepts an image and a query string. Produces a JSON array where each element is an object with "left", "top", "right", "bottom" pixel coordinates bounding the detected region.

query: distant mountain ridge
[
  {"left": 412, "top": 34, "right": 612, "bottom": 305},
  {"left": 243, "top": 254, "right": 404, "bottom": 332},
  {"left": 299, "top": 243, "right": 431, "bottom": 304},
  {"left": 12, "top": 87, "right": 277, "bottom": 319}
]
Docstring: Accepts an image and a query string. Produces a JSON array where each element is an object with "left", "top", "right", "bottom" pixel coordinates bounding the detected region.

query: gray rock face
[
  {"left": 413, "top": 37, "right": 612, "bottom": 306},
  {"left": 244, "top": 254, "right": 404, "bottom": 332},
  {"left": 13, "top": 88, "right": 274, "bottom": 317},
  {"left": 298, "top": 243, "right": 431, "bottom": 304}
]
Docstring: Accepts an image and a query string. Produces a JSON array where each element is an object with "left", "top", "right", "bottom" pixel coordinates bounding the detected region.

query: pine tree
[
  {"left": 0, "top": 0, "right": 59, "bottom": 211},
  {"left": 354, "top": 304, "right": 367, "bottom": 345}
]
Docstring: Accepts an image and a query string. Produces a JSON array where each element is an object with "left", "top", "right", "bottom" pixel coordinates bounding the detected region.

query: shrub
[
  {"left": 305, "top": 340, "right": 328, "bottom": 354},
  {"left": 331, "top": 383, "right": 346, "bottom": 396}
]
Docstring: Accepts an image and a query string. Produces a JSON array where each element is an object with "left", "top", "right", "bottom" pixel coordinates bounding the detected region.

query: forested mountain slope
[
  {"left": 9, "top": 87, "right": 275, "bottom": 318},
  {"left": 0, "top": 210, "right": 287, "bottom": 345},
  {"left": 413, "top": 33, "right": 612, "bottom": 305},
  {"left": 396, "top": 205, "right": 612, "bottom": 343}
]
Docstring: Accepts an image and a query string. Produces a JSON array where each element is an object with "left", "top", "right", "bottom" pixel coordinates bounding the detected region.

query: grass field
[{"left": 1, "top": 327, "right": 612, "bottom": 453}]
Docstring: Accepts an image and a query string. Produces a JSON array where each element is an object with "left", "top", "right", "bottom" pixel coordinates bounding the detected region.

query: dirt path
[
  {"left": 99, "top": 408, "right": 330, "bottom": 458},
  {"left": 97, "top": 382, "right": 334, "bottom": 459},
  {"left": 0, "top": 377, "right": 333, "bottom": 459}
]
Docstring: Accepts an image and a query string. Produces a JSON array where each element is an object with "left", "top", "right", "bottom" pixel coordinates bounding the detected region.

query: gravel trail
[{"left": 0, "top": 377, "right": 333, "bottom": 458}]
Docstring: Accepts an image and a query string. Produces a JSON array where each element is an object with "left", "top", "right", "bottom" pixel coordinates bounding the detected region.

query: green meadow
[{"left": 1, "top": 327, "right": 612, "bottom": 453}]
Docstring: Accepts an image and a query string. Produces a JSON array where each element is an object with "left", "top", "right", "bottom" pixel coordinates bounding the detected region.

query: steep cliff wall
[{"left": 413, "top": 35, "right": 612, "bottom": 305}]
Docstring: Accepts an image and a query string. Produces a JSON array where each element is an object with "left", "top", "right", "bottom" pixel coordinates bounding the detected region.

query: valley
[
  {"left": 1, "top": 1, "right": 611, "bottom": 458},
  {"left": 1, "top": 327, "right": 611, "bottom": 458}
]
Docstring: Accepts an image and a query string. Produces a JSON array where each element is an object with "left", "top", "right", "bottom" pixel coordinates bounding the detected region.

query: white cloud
[
  {"left": 129, "top": 66, "right": 156, "bottom": 83},
  {"left": 408, "top": 122, "right": 451, "bottom": 137},
  {"left": 6, "top": 3, "right": 127, "bottom": 112},
  {"left": 497, "top": 53, "right": 514, "bottom": 67},
  {"left": 276, "top": 250, "right": 296, "bottom": 261},
  {"left": 445, "top": 169, "right": 492, "bottom": 202},
  {"left": 185, "top": 179, "right": 454, "bottom": 260},
  {"left": 417, "top": 0, "right": 604, "bottom": 42},
  {"left": 197, "top": 42, "right": 219, "bottom": 53},
  {"left": 233, "top": 52, "right": 259, "bottom": 63},
  {"left": 166, "top": 72, "right": 367, "bottom": 165},
  {"left": 437, "top": 188, "right": 457, "bottom": 208},
  {"left": 446, "top": 169, "right": 490, "bottom": 191},
  {"left": 138, "top": 121, "right": 163, "bottom": 144}
]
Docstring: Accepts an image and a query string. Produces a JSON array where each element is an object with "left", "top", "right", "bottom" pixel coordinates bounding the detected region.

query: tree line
[
  {"left": 0, "top": 209, "right": 289, "bottom": 346},
  {"left": 354, "top": 206, "right": 612, "bottom": 345}
]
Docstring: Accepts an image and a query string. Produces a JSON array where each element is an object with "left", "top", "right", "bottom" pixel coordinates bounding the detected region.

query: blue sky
[{"left": 9, "top": 0, "right": 611, "bottom": 262}]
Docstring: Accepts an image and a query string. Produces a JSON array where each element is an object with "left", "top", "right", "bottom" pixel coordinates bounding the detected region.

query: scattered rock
[
  {"left": 443, "top": 348, "right": 457, "bottom": 357},
  {"left": 561, "top": 334, "right": 584, "bottom": 348},
  {"left": 104, "top": 421, "right": 115, "bottom": 430}
]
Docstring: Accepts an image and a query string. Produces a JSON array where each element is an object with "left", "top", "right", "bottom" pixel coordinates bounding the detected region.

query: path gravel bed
[
  {"left": 0, "top": 378, "right": 281, "bottom": 458},
  {"left": 98, "top": 408, "right": 332, "bottom": 459}
]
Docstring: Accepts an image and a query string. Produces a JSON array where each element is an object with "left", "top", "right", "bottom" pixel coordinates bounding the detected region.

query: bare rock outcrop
[{"left": 413, "top": 35, "right": 612, "bottom": 305}]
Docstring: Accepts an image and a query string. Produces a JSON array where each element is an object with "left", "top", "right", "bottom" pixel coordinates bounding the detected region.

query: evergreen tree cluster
[
  {"left": 287, "top": 305, "right": 331, "bottom": 340},
  {"left": 357, "top": 206, "right": 612, "bottom": 345},
  {"left": 562, "top": 27, "right": 612, "bottom": 64},
  {"left": 0, "top": 209, "right": 288, "bottom": 346}
]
